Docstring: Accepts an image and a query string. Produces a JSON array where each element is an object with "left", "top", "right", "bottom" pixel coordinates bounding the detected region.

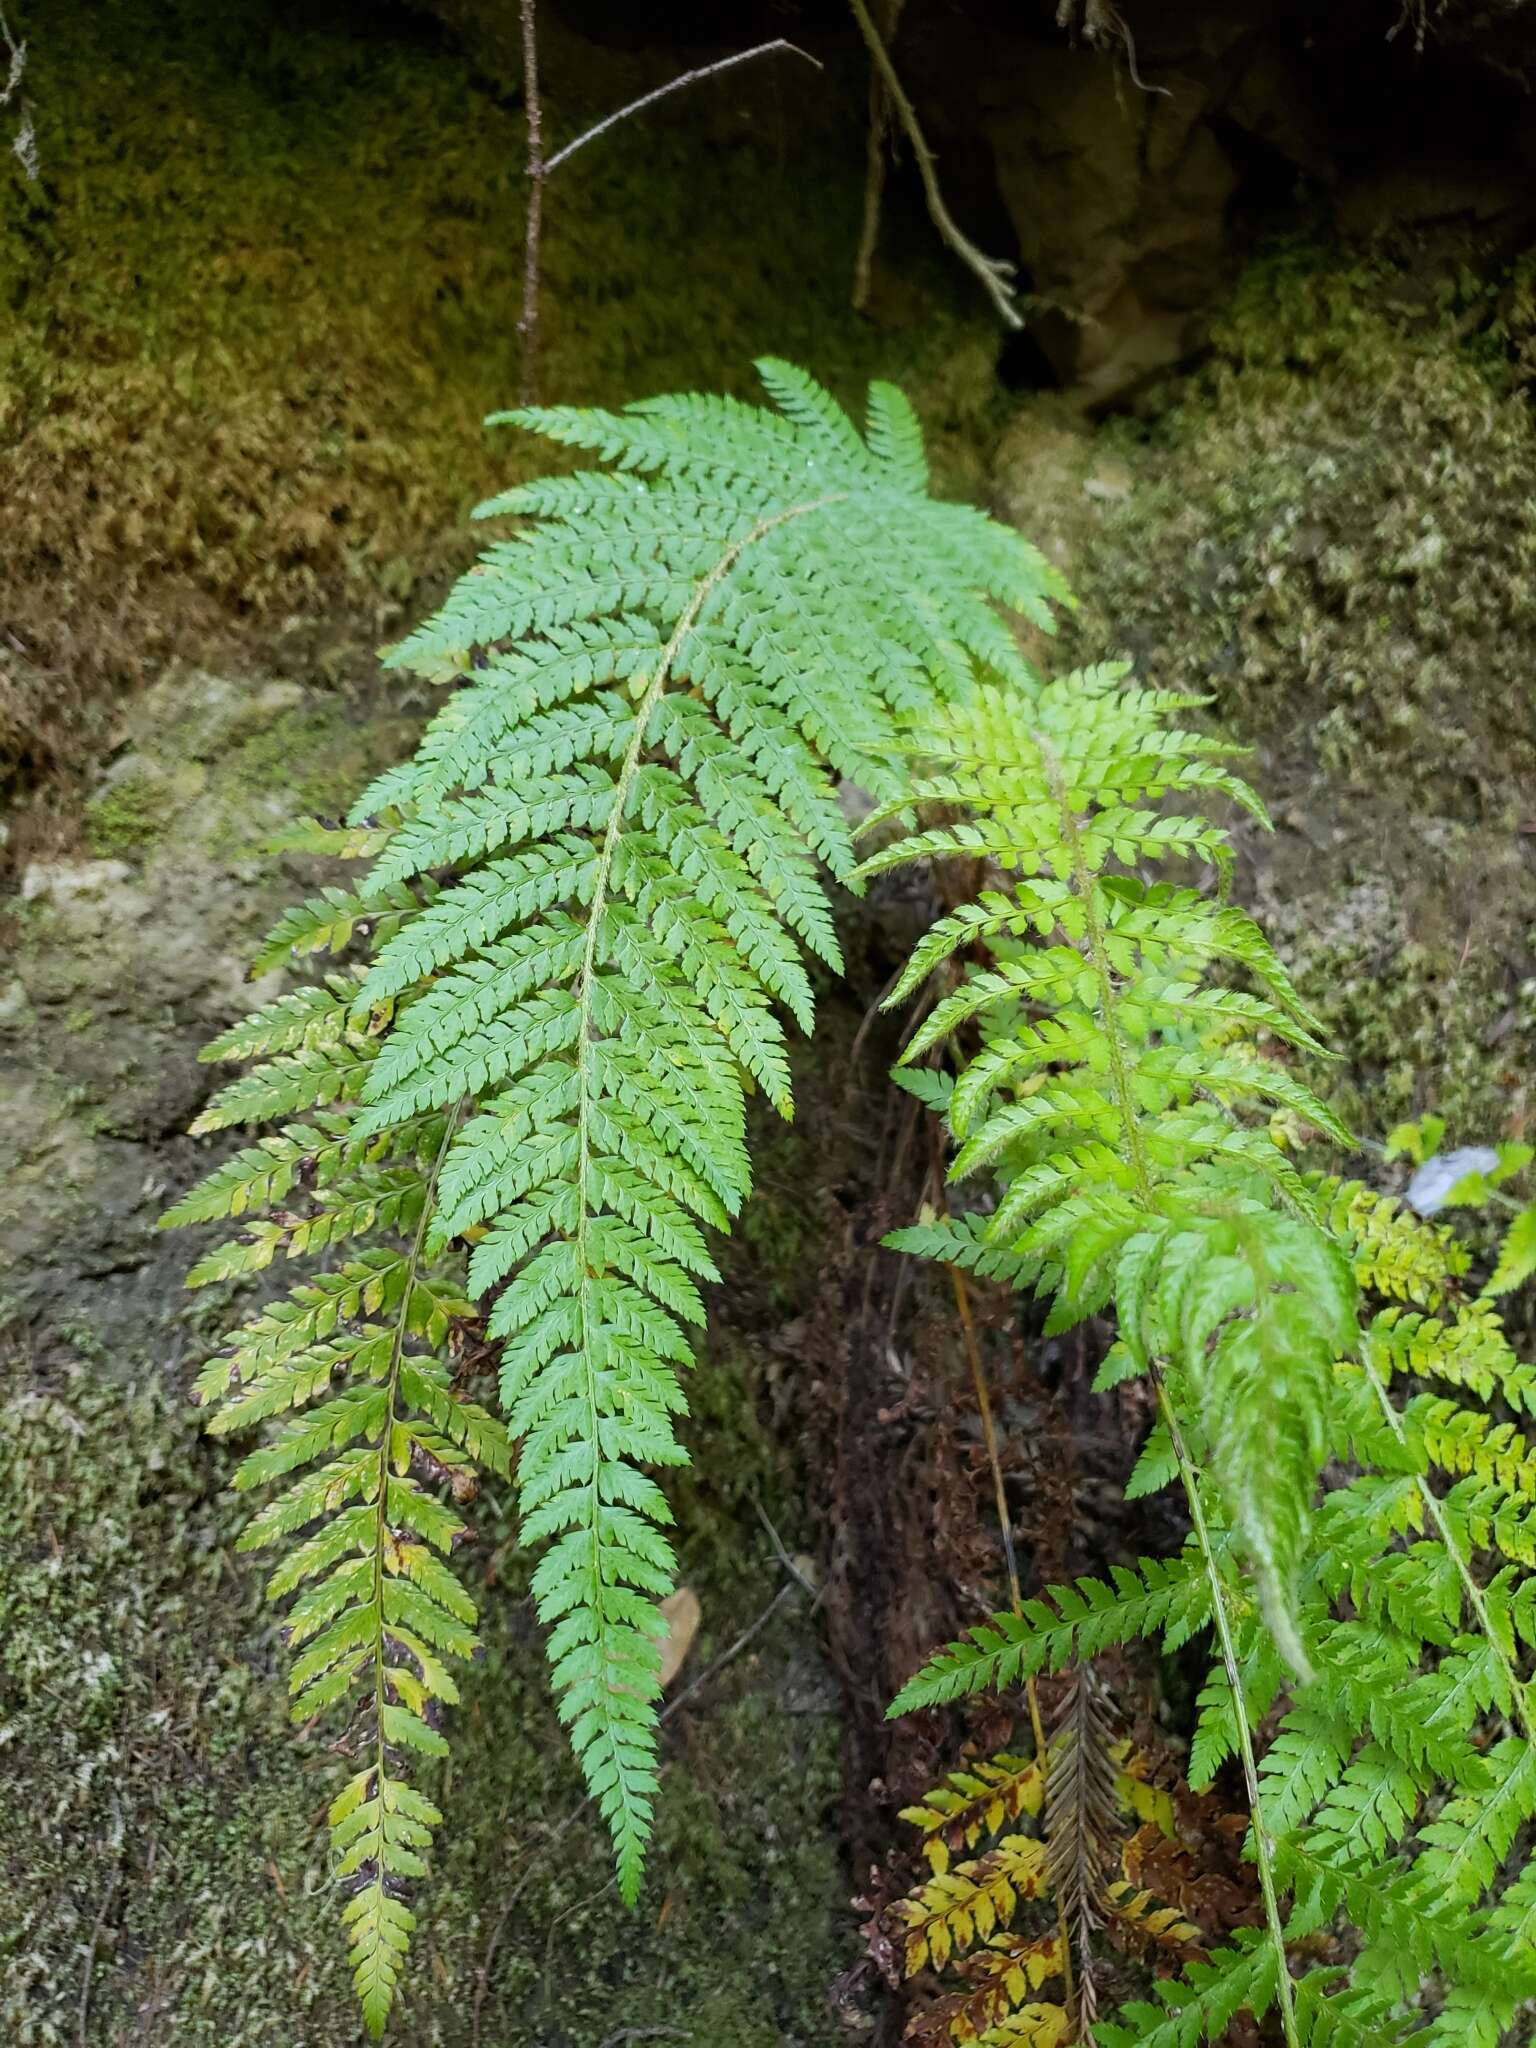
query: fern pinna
[
  {"left": 866, "top": 669, "right": 1536, "bottom": 2045},
  {"left": 876, "top": 1703, "right": 1208, "bottom": 2048},
  {"left": 165, "top": 362, "right": 1067, "bottom": 2032}
]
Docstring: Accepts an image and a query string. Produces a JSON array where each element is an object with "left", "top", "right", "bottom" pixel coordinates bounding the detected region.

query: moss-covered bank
[
  {"left": 0, "top": 1350, "right": 843, "bottom": 2048},
  {"left": 996, "top": 233, "right": 1536, "bottom": 1155},
  {"left": 0, "top": 0, "right": 1004, "bottom": 797}
]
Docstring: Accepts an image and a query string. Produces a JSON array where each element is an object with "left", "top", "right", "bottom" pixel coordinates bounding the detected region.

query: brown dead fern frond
[{"left": 1045, "top": 1666, "right": 1122, "bottom": 2031}]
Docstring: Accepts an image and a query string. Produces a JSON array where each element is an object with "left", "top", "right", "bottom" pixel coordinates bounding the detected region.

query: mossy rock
[
  {"left": 0, "top": 0, "right": 1004, "bottom": 793},
  {"left": 0, "top": 1337, "right": 846, "bottom": 2046},
  {"left": 999, "top": 231, "right": 1536, "bottom": 1146}
]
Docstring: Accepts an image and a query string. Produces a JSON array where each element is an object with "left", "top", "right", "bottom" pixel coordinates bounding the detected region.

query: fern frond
[
  {"left": 1485, "top": 1204, "right": 1536, "bottom": 1299},
  {"left": 1093, "top": 1932, "right": 1278, "bottom": 2048},
  {"left": 901, "top": 1753, "right": 1046, "bottom": 1874},
  {"left": 189, "top": 1115, "right": 509, "bottom": 2036},
  {"left": 1043, "top": 1667, "right": 1120, "bottom": 1977},
  {"left": 891, "top": 1834, "right": 1051, "bottom": 1974},
  {"left": 169, "top": 364, "right": 1070, "bottom": 2028},
  {"left": 969, "top": 2004, "right": 1070, "bottom": 2047},
  {"left": 1102, "top": 1882, "right": 1203, "bottom": 1959},
  {"left": 1318, "top": 1177, "right": 1469, "bottom": 1309},
  {"left": 889, "top": 1553, "right": 1211, "bottom": 1713},
  {"left": 873, "top": 657, "right": 1536, "bottom": 2048}
]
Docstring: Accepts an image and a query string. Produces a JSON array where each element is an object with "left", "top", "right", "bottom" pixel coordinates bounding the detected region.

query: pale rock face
[
  {"left": 21, "top": 858, "right": 140, "bottom": 911},
  {"left": 1406, "top": 1147, "right": 1502, "bottom": 1218}
]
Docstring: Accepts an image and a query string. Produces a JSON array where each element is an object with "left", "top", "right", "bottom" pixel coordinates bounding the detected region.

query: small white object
[{"left": 1405, "top": 1146, "right": 1499, "bottom": 1217}]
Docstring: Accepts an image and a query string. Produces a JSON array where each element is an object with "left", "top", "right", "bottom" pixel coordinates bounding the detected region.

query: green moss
[
  {"left": 0, "top": 1330, "right": 845, "bottom": 2044},
  {"left": 1, "top": 0, "right": 1003, "bottom": 780},
  {"left": 1033, "top": 230, "right": 1536, "bottom": 1150},
  {"left": 83, "top": 771, "right": 176, "bottom": 858},
  {"left": 736, "top": 1125, "right": 826, "bottom": 1318}
]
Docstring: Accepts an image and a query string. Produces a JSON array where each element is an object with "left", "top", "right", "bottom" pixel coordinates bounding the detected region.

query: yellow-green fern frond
[
  {"left": 892, "top": 1835, "right": 1051, "bottom": 1974},
  {"left": 1318, "top": 1176, "right": 1469, "bottom": 1309}
]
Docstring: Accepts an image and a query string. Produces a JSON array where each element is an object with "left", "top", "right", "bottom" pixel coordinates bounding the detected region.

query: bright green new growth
[
  {"left": 165, "top": 363, "right": 1067, "bottom": 2033},
  {"left": 871, "top": 669, "right": 1536, "bottom": 2044},
  {"left": 861, "top": 667, "right": 1357, "bottom": 1674}
]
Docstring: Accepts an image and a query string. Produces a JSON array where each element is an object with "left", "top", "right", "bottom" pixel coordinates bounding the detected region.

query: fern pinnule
[
  {"left": 889, "top": 1554, "right": 1212, "bottom": 1715},
  {"left": 902, "top": 1753, "right": 1047, "bottom": 1873}
]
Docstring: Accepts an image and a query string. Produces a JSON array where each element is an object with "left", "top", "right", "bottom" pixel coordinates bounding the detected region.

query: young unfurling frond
[{"left": 166, "top": 364, "right": 1067, "bottom": 2034}]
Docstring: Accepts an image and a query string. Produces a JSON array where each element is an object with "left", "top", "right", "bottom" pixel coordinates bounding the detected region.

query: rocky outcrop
[
  {"left": 900, "top": 0, "right": 1536, "bottom": 397},
  {"left": 417, "top": 0, "right": 1536, "bottom": 400}
]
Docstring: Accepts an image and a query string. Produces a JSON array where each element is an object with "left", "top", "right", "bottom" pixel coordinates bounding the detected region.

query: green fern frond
[
  {"left": 874, "top": 655, "right": 1536, "bottom": 2048},
  {"left": 1486, "top": 1204, "right": 1536, "bottom": 1299},
  {"left": 862, "top": 670, "right": 1359, "bottom": 1667},
  {"left": 1093, "top": 1932, "right": 1278, "bottom": 2048},
  {"left": 167, "top": 364, "right": 1069, "bottom": 2031},
  {"left": 889, "top": 1553, "right": 1211, "bottom": 1713},
  {"left": 1318, "top": 1177, "right": 1469, "bottom": 1309}
]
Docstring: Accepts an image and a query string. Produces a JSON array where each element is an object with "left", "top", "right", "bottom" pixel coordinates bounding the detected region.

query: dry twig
[
  {"left": 851, "top": 0, "right": 905, "bottom": 312},
  {"left": 544, "top": 41, "right": 820, "bottom": 176},
  {"left": 845, "top": 0, "right": 1022, "bottom": 329},
  {"left": 515, "top": 6, "right": 821, "bottom": 403},
  {"left": 0, "top": 3, "right": 37, "bottom": 181},
  {"left": 516, "top": 0, "right": 544, "bottom": 406},
  {"left": 470, "top": 1574, "right": 807, "bottom": 2044}
]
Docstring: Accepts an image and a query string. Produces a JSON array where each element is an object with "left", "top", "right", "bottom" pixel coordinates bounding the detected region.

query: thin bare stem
[
  {"left": 516, "top": 0, "right": 544, "bottom": 405},
  {"left": 1153, "top": 1376, "right": 1298, "bottom": 2045},
  {"left": 543, "top": 40, "right": 821, "bottom": 175},
  {"left": 515, "top": 24, "right": 820, "bottom": 404},
  {"left": 947, "top": 1256, "right": 1078, "bottom": 2028},
  {"left": 851, "top": 0, "right": 903, "bottom": 312},
  {"left": 950, "top": 1264, "right": 1022, "bottom": 1612},
  {"left": 0, "top": 6, "right": 21, "bottom": 104},
  {"left": 844, "top": 0, "right": 1022, "bottom": 329}
]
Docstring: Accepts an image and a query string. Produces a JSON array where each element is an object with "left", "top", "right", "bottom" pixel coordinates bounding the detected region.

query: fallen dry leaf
[{"left": 657, "top": 1587, "right": 702, "bottom": 1690}]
